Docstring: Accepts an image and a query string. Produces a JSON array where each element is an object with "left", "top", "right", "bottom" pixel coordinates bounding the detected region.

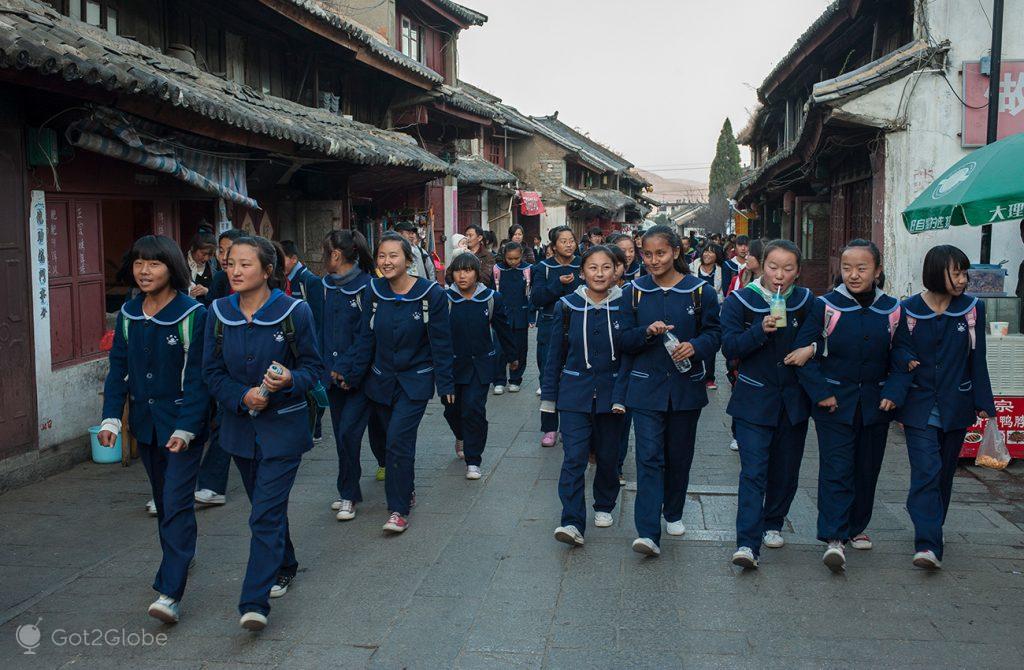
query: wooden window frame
[
  {"left": 400, "top": 16, "right": 422, "bottom": 63},
  {"left": 67, "top": 0, "right": 119, "bottom": 35}
]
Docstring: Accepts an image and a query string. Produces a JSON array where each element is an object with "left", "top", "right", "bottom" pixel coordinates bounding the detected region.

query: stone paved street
[{"left": 2, "top": 339, "right": 1024, "bottom": 669}]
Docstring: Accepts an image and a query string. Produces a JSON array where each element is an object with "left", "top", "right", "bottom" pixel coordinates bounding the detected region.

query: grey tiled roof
[
  {"left": 450, "top": 155, "right": 516, "bottom": 186},
  {"left": 0, "top": 0, "right": 449, "bottom": 172},
  {"left": 530, "top": 115, "right": 634, "bottom": 174},
  {"left": 561, "top": 186, "right": 637, "bottom": 214},
  {"left": 278, "top": 0, "right": 443, "bottom": 84},
  {"left": 432, "top": 0, "right": 487, "bottom": 26}
]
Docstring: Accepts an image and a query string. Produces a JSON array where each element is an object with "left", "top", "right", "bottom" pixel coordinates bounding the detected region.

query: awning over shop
[
  {"left": 561, "top": 186, "right": 637, "bottom": 215},
  {"left": 518, "top": 191, "right": 545, "bottom": 216},
  {"left": 67, "top": 109, "right": 259, "bottom": 209},
  {"left": 450, "top": 155, "right": 517, "bottom": 187}
]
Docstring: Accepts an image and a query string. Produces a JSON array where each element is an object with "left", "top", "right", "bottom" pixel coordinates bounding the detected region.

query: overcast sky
[{"left": 458, "top": 0, "right": 832, "bottom": 184}]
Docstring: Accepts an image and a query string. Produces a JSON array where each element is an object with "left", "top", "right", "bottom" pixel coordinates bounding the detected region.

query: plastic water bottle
[
  {"left": 664, "top": 332, "right": 692, "bottom": 373},
  {"left": 249, "top": 363, "right": 284, "bottom": 417},
  {"left": 770, "top": 288, "right": 787, "bottom": 328}
]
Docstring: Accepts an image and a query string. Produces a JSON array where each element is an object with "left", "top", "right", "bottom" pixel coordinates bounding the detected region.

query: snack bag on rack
[{"left": 975, "top": 420, "right": 1011, "bottom": 470}]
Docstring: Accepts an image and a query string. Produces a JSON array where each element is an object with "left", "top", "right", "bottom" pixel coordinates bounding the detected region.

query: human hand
[
  {"left": 97, "top": 429, "right": 118, "bottom": 447},
  {"left": 244, "top": 387, "right": 268, "bottom": 411},
  {"left": 784, "top": 345, "right": 814, "bottom": 367},
  {"left": 879, "top": 399, "right": 896, "bottom": 412},
  {"left": 908, "top": 360, "right": 920, "bottom": 371},
  {"left": 444, "top": 394, "right": 455, "bottom": 404},
  {"left": 671, "top": 341, "right": 695, "bottom": 362},
  {"left": 977, "top": 410, "right": 989, "bottom": 419},
  {"left": 165, "top": 437, "right": 188, "bottom": 453},
  {"left": 263, "top": 362, "right": 293, "bottom": 392},
  {"left": 509, "top": 361, "right": 520, "bottom": 371},
  {"left": 612, "top": 406, "right": 625, "bottom": 415},
  {"left": 558, "top": 274, "right": 575, "bottom": 285},
  {"left": 761, "top": 315, "right": 778, "bottom": 334},
  {"left": 646, "top": 321, "right": 674, "bottom": 337},
  {"left": 818, "top": 396, "right": 838, "bottom": 413},
  {"left": 189, "top": 284, "right": 209, "bottom": 298}
]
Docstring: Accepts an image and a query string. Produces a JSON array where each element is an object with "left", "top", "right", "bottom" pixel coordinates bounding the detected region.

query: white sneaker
[
  {"left": 850, "top": 533, "right": 873, "bottom": 550},
  {"left": 335, "top": 500, "right": 356, "bottom": 521},
  {"left": 594, "top": 512, "right": 614, "bottom": 528},
  {"left": 466, "top": 465, "right": 482, "bottom": 480},
  {"left": 508, "top": 384, "right": 521, "bottom": 393},
  {"left": 632, "top": 537, "right": 661, "bottom": 557},
  {"left": 493, "top": 385, "right": 505, "bottom": 395},
  {"left": 146, "top": 499, "right": 157, "bottom": 516},
  {"left": 763, "top": 530, "right": 785, "bottom": 548},
  {"left": 147, "top": 594, "right": 179, "bottom": 623},
  {"left": 732, "top": 546, "right": 758, "bottom": 569},
  {"left": 913, "top": 550, "right": 941, "bottom": 570},
  {"left": 729, "top": 438, "right": 739, "bottom": 452},
  {"left": 194, "top": 489, "right": 226, "bottom": 505},
  {"left": 240, "top": 611, "right": 267, "bottom": 631},
  {"left": 331, "top": 499, "right": 343, "bottom": 511},
  {"left": 554, "top": 525, "right": 584, "bottom": 546},
  {"left": 823, "top": 541, "right": 846, "bottom": 572},
  {"left": 536, "top": 387, "right": 542, "bottom": 396},
  {"left": 666, "top": 520, "right": 686, "bottom": 536}
]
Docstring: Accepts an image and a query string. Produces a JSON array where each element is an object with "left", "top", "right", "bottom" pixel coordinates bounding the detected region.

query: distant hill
[{"left": 638, "top": 169, "right": 708, "bottom": 204}]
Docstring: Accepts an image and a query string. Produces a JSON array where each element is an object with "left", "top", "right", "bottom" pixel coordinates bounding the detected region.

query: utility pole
[{"left": 980, "top": 0, "right": 1003, "bottom": 264}]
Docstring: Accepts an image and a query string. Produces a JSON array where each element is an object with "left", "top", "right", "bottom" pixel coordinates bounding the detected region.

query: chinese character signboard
[
  {"left": 962, "top": 60, "right": 1024, "bottom": 147},
  {"left": 961, "top": 396, "right": 1024, "bottom": 459}
]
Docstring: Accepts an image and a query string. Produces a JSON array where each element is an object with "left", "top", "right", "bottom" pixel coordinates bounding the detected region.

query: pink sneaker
[
  {"left": 541, "top": 431, "right": 558, "bottom": 448},
  {"left": 382, "top": 512, "right": 408, "bottom": 533}
]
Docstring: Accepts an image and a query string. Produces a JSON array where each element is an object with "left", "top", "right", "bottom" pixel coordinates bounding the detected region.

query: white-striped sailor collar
[
  {"left": 540, "top": 256, "right": 580, "bottom": 270},
  {"left": 632, "top": 273, "right": 706, "bottom": 294},
  {"left": 732, "top": 285, "right": 811, "bottom": 313},
  {"left": 323, "top": 270, "right": 369, "bottom": 295},
  {"left": 121, "top": 292, "right": 202, "bottom": 325},
  {"left": 624, "top": 262, "right": 642, "bottom": 277},
  {"left": 369, "top": 277, "right": 436, "bottom": 302},
  {"left": 447, "top": 283, "right": 494, "bottom": 303},
  {"left": 494, "top": 263, "right": 526, "bottom": 273},
  {"left": 560, "top": 285, "right": 623, "bottom": 311},
  {"left": 287, "top": 261, "right": 305, "bottom": 282},
  {"left": 902, "top": 292, "right": 978, "bottom": 319},
  {"left": 821, "top": 286, "right": 898, "bottom": 314},
  {"left": 212, "top": 289, "right": 299, "bottom": 326},
  {"left": 724, "top": 257, "right": 746, "bottom": 271}
]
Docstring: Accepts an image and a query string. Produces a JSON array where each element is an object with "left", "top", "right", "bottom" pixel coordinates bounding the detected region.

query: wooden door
[
  {"left": 0, "top": 123, "right": 37, "bottom": 457},
  {"left": 795, "top": 197, "right": 831, "bottom": 295},
  {"left": 828, "top": 179, "right": 873, "bottom": 286}
]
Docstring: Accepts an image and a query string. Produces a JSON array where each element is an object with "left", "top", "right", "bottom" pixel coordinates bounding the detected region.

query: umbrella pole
[{"left": 981, "top": 0, "right": 1004, "bottom": 264}]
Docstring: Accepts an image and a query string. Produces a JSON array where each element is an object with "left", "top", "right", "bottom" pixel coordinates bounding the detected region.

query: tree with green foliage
[{"left": 702, "top": 118, "right": 742, "bottom": 234}]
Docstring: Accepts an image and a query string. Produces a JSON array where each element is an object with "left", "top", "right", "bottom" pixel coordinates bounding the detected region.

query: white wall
[
  {"left": 540, "top": 205, "right": 567, "bottom": 242},
  {"left": 835, "top": 0, "right": 1024, "bottom": 297},
  {"left": 30, "top": 190, "right": 108, "bottom": 451}
]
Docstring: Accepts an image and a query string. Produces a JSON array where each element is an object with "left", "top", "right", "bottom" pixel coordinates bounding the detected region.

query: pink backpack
[{"left": 821, "top": 304, "right": 902, "bottom": 357}]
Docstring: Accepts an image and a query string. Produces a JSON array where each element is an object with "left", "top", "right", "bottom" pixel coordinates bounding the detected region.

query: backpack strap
[
  {"left": 966, "top": 305, "right": 977, "bottom": 350},
  {"left": 177, "top": 311, "right": 196, "bottom": 390},
  {"left": 422, "top": 298, "right": 430, "bottom": 325},
  {"left": 906, "top": 315, "right": 917, "bottom": 334},
  {"left": 214, "top": 317, "right": 225, "bottom": 358},
  {"left": 121, "top": 313, "right": 130, "bottom": 344},
  {"left": 561, "top": 303, "right": 572, "bottom": 367},
  {"left": 493, "top": 265, "right": 501, "bottom": 291},
  {"left": 822, "top": 306, "right": 840, "bottom": 357},
  {"left": 281, "top": 314, "right": 301, "bottom": 363},
  {"left": 693, "top": 285, "right": 703, "bottom": 336},
  {"left": 487, "top": 294, "right": 495, "bottom": 324},
  {"left": 524, "top": 266, "right": 531, "bottom": 288},
  {"left": 888, "top": 305, "right": 901, "bottom": 345}
]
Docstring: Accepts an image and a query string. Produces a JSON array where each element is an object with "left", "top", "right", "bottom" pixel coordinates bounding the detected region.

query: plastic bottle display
[
  {"left": 770, "top": 289, "right": 787, "bottom": 328},
  {"left": 664, "top": 331, "right": 692, "bottom": 372}
]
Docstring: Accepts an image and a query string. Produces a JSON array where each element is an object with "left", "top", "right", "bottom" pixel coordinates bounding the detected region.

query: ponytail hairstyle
[
  {"left": 230, "top": 235, "right": 287, "bottom": 290},
  {"left": 641, "top": 224, "right": 690, "bottom": 274},
  {"left": 323, "top": 229, "right": 374, "bottom": 274},
  {"left": 837, "top": 238, "right": 885, "bottom": 290},
  {"left": 739, "top": 238, "right": 769, "bottom": 285},
  {"left": 548, "top": 224, "right": 576, "bottom": 245}
]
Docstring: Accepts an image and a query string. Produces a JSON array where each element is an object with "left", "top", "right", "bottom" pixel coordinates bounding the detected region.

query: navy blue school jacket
[
  {"left": 358, "top": 278, "right": 455, "bottom": 404},
  {"left": 207, "top": 270, "right": 230, "bottom": 303},
  {"left": 529, "top": 257, "right": 582, "bottom": 317},
  {"left": 541, "top": 287, "right": 634, "bottom": 414},
  {"left": 721, "top": 257, "right": 744, "bottom": 293},
  {"left": 619, "top": 274, "right": 722, "bottom": 412},
  {"left": 721, "top": 285, "right": 814, "bottom": 426},
  {"left": 895, "top": 293, "right": 996, "bottom": 431},
  {"left": 793, "top": 287, "right": 915, "bottom": 426},
  {"left": 321, "top": 270, "right": 373, "bottom": 389},
  {"left": 493, "top": 263, "right": 531, "bottom": 329},
  {"left": 102, "top": 292, "right": 209, "bottom": 446},
  {"left": 288, "top": 262, "right": 324, "bottom": 332},
  {"left": 203, "top": 290, "right": 325, "bottom": 458},
  {"left": 623, "top": 260, "right": 643, "bottom": 283},
  {"left": 447, "top": 284, "right": 517, "bottom": 386}
]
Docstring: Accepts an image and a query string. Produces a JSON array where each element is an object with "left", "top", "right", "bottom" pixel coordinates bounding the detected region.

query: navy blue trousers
[
  {"left": 442, "top": 381, "right": 489, "bottom": 466},
  {"left": 734, "top": 412, "right": 809, "bottom": 556},
  {"left": 904, "top": 424, "right": 967, "bottom": 560},
  {"left": 558, "top": 408, "right": 623, "bottom": 534},
  {"left": 536, "top": 314, "right": 559, "bottom": 433},
  {"left": 372, "top": 389, "right": 428, "bottom": 516},
  {"left": 196, "top": 406, "right": 231, "bottom": 494},
  {"left": 138, "top": 439, "right": 202, "bottom": 601},
  {"left": 233, "top": 448, "right": 300, "bottom": 616},
  {"left": 814, "top": 409, "right": 890, "bottom": 542},
  {"left": 495, "top": 327, "right": 529, "bottom": 386},
  {"left": 618, "top": 410, "right": 633, "bottom": 475},
  {"left": 366, "top": 406, "right": 387, "bottom": 468},
  {"left": 328, "top": 386, "right": 371, "bottom": 502},
  {"left": 632, "top": 407, "right": 700, "bottom": 545}
]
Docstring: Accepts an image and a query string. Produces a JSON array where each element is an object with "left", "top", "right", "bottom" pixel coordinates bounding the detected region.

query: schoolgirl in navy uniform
[
  {"left": 203, "top": 236, "right": 324, "bottom": 630},
  {"left": 530, "top": 226, "right": 582, "bottom": 447},
  {"left": 320, "top": 230, "right": 376, "bottom": 522},
  {"left": 792, "top": 240, "right": 914, "bottom": 571},
  {"left": 545, "top": 245, "right": 634, "bottom": 547},
  {"left": 609, "top": 233, "right": 643, "bottom": 284},
  {"left": 492, "top": 242, "right": 531, "bottom": 393},
  {"left": 605, "top": 238, "right": 634, "bottom": 484},
  {"left": 721, "top": 239, "right": 814, "bottom": 569},
  {"left": 357, "top": 233, "right": 455, "bottom": 534},
  {"left": 444, "top": 253, "right": 518, "bottom": 479},
  {"left": 619, "top": 226, "right": 721, "bottom": 557},
  {"left": 99, "top": 235, "right": 209, "bottom": 624},
  {"left": 898, "top": 245, "right": 995, "bottom": 569}
]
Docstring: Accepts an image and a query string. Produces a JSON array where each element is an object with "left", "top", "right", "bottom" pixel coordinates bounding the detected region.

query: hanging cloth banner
[
  {"left": 66, "top": 109, "right": 259, "bottom": 210},
  {"left": 518, "top": 190, "right": 546, "bottom": 216}
]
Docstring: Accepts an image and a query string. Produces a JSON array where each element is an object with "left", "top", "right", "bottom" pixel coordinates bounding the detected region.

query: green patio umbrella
[{"left": 902, "top": 133, "right": 1024, "bottom": 233}]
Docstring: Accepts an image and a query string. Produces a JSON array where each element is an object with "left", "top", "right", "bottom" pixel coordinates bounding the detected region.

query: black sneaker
[{"left": 270, "top": 574, "right": 293, "bottom": 599}]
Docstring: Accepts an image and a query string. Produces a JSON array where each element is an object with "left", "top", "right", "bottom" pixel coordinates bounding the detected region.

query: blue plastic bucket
[{"left": 89, "top": 426, "right": 122, "bottom": 464}]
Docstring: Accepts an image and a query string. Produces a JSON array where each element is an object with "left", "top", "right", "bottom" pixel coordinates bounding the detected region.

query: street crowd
[{"left": 96, "top": 220, "right": 994, "bottom": 631}]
